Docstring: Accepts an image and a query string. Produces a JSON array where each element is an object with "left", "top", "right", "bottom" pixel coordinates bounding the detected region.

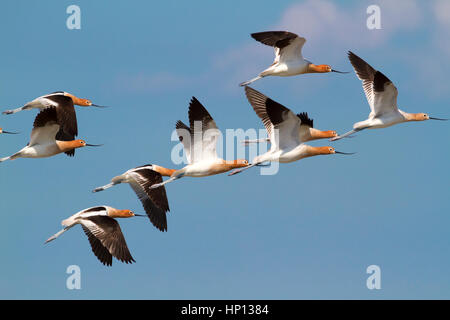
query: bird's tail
[
  {"left": 241, "top": 138, "right": 270, "bottom": 145},
  {"left": 2, "top": 107, "right": 25, "bottom": 115},
  {"left": 239, "top": 75, "right": 263, "bottom": 87},
  {"left": 44, "top": 227, "right": 70, "bottom": 244}
]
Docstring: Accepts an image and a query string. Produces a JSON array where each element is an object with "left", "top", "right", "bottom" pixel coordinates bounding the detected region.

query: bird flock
[{"left": 1, "top": 31, "right": 446, "bottom": 266}]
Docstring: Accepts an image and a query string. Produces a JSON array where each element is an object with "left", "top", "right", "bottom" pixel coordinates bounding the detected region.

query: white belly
[{"left": 17, "top": 143, "right": 60, "bottom": 159}]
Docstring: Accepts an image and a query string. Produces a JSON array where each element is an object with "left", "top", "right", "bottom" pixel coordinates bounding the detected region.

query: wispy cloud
[{"left": 112, "top": 0, "right": 450, "bottom": 98}]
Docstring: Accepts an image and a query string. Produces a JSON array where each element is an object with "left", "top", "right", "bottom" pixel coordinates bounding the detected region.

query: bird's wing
[
  {"left": 29, "top": 107, "right": 60, "bottom": 145},
  {"left": 128, "top": 168, "right": 170, "bottom": 232},
  {"left": 45, "top": 95, "right": 78, "bottom": 138},
  {"left": 251, "top": 31, "right": 305, "bottom": 63},
  {"left": 176, "top": 120, "right": 192, "bottom": 164},
  {"left": 245, "top": 86, "right": 303, "bottom": 149},
  {"left": 79, "top": 206, "right": 109, "bottom": 218},
  {"left": 244, "top": 86, "right": 274, "bottom": 138},
  {"left": 265, "top": 96, "right": 302, "bottom": 151},
  {"left": 188, "top": 97, "right": 220, "bottom": 162},
  {"left": 372, "top": 71, "right": 399, "bottom": 116},
  {"left": 80, "top": 216, "right": 135, "bottom": 266},
  {"left": 296, "top": 112, "right": 314, "bottom": 142},
  {"left": 348, "top": 51, "right": 398, "bottom": 117}
]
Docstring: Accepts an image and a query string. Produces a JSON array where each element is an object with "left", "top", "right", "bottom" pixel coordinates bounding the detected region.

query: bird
[
  {"left": 2, "top": 91, "right": 107, "bottom": 115},
  {"left": 240, "top": 31, "right": 348, "bottom": 86},
  {"left": 242, "top": 86, "right": 338, "bottom": 144},
  {"left": 331, "top": 52, "right": 448, "bottom": 141},
  {"left": 0, "top": 107, "right": 101, "bottom": 162},
  {"left": 92, "top": 164, "right": 176, "bottom": 232},
  {"left": 229, "top": 87, "right": 354, "bottom": 176},
  {"left": 45, "top": 206, "right": 146, "bottom": 266},
  {"left": 149, "top": 97, "right": 249, "bottom": 189},
  {"left": 0, "top": 127, "right": 18, "bottom": 134},
  {"left": 2, "top": 91, "right": 107, "bottom": 148}
]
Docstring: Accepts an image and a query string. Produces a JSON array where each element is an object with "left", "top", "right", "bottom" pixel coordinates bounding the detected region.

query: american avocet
[
  {"left": 92, "top": 165, "right": 176, "bottom": 232},
  {"left": 229, "top": 87, "right": 353, "bottom": 175},
  {"left": 0, "top": 127, "right": 18, "bottom": 134},
  {"left": 331, "top": 52, "right": 448, "bottom": 141},
  {"left": 45, "top": 206, "right": 145, "bottom": 266},
  {"left": 240, "top": 31, "right": 348, "bottom": 86},
  {"left": 0, "top": 107, "right": 101, "bottom": 162},
  {"left": 242, "top": 86, "right": 338, "bottom": 144},
  {"left": 2, "top": 91, "right": 107, "bottom": 115},
  {"left": 150, "top": 97, "right": 249, "bottom": 189}
]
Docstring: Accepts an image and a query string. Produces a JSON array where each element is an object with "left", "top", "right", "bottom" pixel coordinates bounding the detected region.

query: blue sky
[{"left": 0, "top": 0, "right": 449, "bottom": 299}]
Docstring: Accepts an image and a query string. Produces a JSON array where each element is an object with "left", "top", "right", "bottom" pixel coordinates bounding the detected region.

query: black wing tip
[
  {"left": 347, "top": 51, "right": 363, "bottom": 64},
  {"left": 145, "top": 210, "right": 168, "bottom": 232},
  {"left": 297, "top": 112, "right": 314, "bottom": 127},
  {"left": 373, "top": 71, "right": 392, "bottom": 92},
  {"left": 176, "top": 120, "right": 189, "bottom": 129},
  {"left": 189, "top": 96, "right": 200, "bottom": 106},
  {"left": 244, "top": 86, "right": 266, "bottom": 101}
]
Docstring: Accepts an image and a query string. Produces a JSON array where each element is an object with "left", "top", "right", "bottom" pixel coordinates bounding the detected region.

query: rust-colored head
[
  {"left": 56, "top": 139, "right": 87, "bottom": 152},
  {"left": 64, "top": 93, "right": 92, "bottom": 106},
  {"left": 306, "top": 146, "right": 355, "bottom": 158},
  {"left": 232, "top": 159, "right": 249, "bottom": 168},
  {"left": 108, "top": 209, "right": 136, "bottom": 218},
  {"left": 410, "top": 113, "right": 429, "bottom": 121},
  {"left": 307, "top": 64, "right": 332, "bottom": 73},
  {"left": 316, "top": 146, "right": 336, "bottom": 155}
]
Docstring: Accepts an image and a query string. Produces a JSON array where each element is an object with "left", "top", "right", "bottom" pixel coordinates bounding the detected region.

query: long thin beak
[
  {"left": 335, "top": 151, "right": 356, "bottom": 155},
  {"left": 91, "top": 104, "right": 109, "bottom": 108},
  {"left": 134, "top": 214, "right": 147, "bottom": 217},
  {"left": 255, "top": 163, "right": 270, "bottom": 167},
  {"left": 429, "top": 117, "right": 448, "bottom": 121},
  {"left": 86, "top": 143, "right": 103, "bottom": 147},
  {"left": 2, "top": 130, "right": 19, "bottom": 134},
  {"left": 331, "top": 69, "right": 350, "bottom": 74}
]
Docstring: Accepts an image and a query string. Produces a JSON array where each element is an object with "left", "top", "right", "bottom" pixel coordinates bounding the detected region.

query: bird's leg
[
  {"left": 92, "top": 182, "right": 119, "bottom": 193},
  {"left": 330, "top": 128, "right": 364, "bottom": 141},
  {"left": 44, "top": 227, "right": 71, "bottom": 244},
  {"left": 228, "top": 162, "right": 261, "bottom": 176},
  {"left": 150, "top": 174, "right": 183, "bottom": 189},
  {"left": 241, "top": 138, "right": 270, "bottom": 145}
]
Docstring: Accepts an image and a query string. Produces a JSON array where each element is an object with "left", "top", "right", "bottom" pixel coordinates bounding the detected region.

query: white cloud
[
  {"left": 113, "top": 1, "right": 450, "bottom": 98},
  {"left": 433, "top": 0, "right": 450, "bottom": 27}
]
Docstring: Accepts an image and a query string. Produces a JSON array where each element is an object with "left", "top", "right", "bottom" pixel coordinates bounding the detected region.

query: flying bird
[
  {"left": 92, "top": 164, "right": 176, "bottom": 232},
  {"left": 2, "top": 91, "right": 107, "bottom": 115},
  {"left": 242, "top": 86, "right": 338, "bottom": 144},
  {"left": 45, "top": 206, "right": 145, "bottom": 266},
  {"left": 0, "top": 107, "right": 101, "bottom": 162},
  {"left": 331, "top": 52, "right": 448, "bottom": 141},
  {"left": 150, "top": 97, "right": 249, "bottom": 189},
  {"left": 240, "top": 31, "right": 348, "bottom": 86},
  {"left": 229, "top": 87, "right": 353, "bottom": 176},
  {"left": 2, "top": 91, "right": 107, "bottom": 145}
]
